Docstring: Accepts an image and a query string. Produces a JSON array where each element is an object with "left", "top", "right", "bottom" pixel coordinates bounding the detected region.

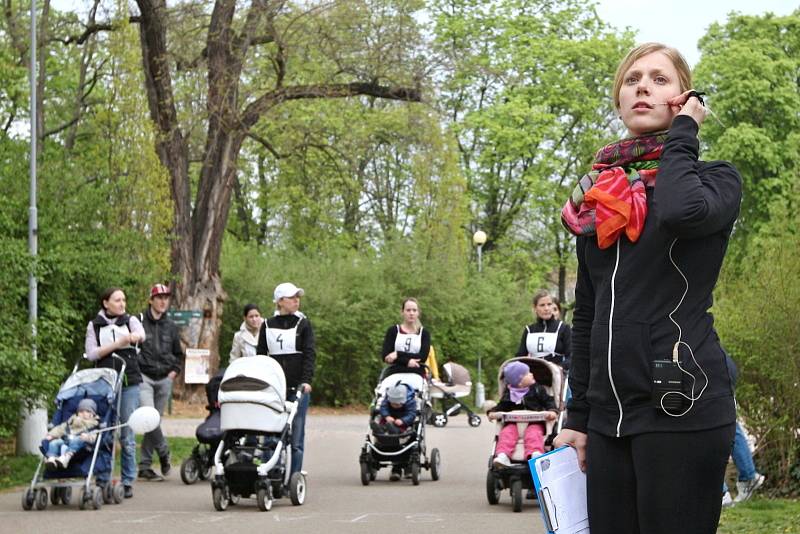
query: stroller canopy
[
  {"left": 56, "top": 368, "right": 118, "bottom": 404},
  {"left": 218, "top": 356, "right": 286, "bottom": 413}
]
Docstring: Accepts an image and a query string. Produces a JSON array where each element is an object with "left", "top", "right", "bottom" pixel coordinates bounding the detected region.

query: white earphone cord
[{"left": 661, "top": 239, "right": 709, "bottom": 417}]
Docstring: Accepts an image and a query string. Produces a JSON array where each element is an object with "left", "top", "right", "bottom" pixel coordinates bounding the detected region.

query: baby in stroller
[
  {"left": 485, "top": 357, "right": 565, "bottom": 512},
  {"left": 210, "top": 355, "right": 307, "bottom": 512},
  {"left": 360, "top": 371, "right": 441, "bottom": 485},
  {"left": 488, "top": 361, "right": 557, "bottom": 468},
  {"left": 180, "top": 369, "right": 225, "bottom": 484},
  {"left": 44, "top": 399, "right": 100, "bottom": 470}
]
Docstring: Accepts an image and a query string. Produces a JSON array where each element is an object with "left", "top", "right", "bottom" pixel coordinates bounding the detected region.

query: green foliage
[
  {"left": 718, "top": 499, "right": 800, "bottom": 534},
  {"left": 714, "top": 186, "right": 800, "bottom": 494},
  {"left": 695, "top": 11, "right": 800, "bottom": 237},
  {"left": 219, "top": 236, "right": 532, "bottom": 405}
]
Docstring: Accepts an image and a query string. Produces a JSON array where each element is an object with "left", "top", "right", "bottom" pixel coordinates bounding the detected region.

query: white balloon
[{"left": 127, "top": 406, "right": 161, "bottom": 434}]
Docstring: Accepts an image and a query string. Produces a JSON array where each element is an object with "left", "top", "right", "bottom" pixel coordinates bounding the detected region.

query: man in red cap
[{"left": 137, "top": 283, "right": 183, "bottom": 481}]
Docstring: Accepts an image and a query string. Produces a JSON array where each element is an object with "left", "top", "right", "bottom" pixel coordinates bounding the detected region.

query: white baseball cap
[{"left": 273, "top": 282, "right": 305, "bottom": 302}]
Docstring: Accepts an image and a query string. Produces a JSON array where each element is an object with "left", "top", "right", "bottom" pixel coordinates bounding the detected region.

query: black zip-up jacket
[
  {"left": 256, "top": 313, "right": 316, "bottom": 394},
  {"left": 515, "top": 317, "right": 572, "bottom": 370},
  {"left": 488, "top": 384, "right": 557, "bottom": 415},
  {"left": 381, "top": 325, "right": 431, "bottom": 377},
  {"left": 138, "top": 308, "right": 183, "bottom": 380},
  {"left": 564, "top": 116, "right": 741, "bottom": 438}
]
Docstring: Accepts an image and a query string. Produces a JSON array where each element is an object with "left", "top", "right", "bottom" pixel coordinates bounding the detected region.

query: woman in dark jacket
[
  {"left": 381, "top": 298, "right": 431, "bottom": 377},
  {"left": 555, "top": 43, "right": 741, "bottom": 534},
  {"left": 516, "top": 289, "right": 571, "bottom": 370},
  {"left": 84, "top": 287, "right": 145, "bottom": 498},
  {"left": 256, "top": 282, "right": 315, "bottom": 474}
]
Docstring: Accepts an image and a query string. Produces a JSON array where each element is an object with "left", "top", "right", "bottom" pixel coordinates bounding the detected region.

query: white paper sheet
[{"left": 529, "top": 446, "right": 590, "bottom": 534}]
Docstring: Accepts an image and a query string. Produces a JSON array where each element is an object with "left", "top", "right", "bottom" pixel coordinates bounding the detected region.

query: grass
[
  {"left": 718, "top": 498, "right": 800, "bottom": 533},
  {"left": 1, "top": 437, "right": 197, "bottom": 492}
]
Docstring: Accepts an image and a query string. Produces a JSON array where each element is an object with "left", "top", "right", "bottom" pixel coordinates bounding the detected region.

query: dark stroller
[
  {"left": 485, "top": 357, "right": 566, "bottom": 512},
  {"left": 359, "top": 370, "right": 441, "bottom": 485},
  {"left": 429, "top": 362, "right": 482, "bottom": 428},
  {"left": 21, "top": 356, "right": 126, "bottom": 511},
  {"left": 180, "top": 368, "right": 225, "bottom": 484}
]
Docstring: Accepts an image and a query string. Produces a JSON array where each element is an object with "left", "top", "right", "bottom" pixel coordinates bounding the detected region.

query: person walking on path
[
  {"left": 256, "top": 282, "right": 316, "bottom": 474},
  {"left": 229, "top": 303, "right": 263, "bottom": 362},
  {"left": 137, "top": 283, "right": 183, "bottom": 482},
  {"left": 85, "top": 287, "right": 145, "bottom": 498},
  {"left": 381, "top": 298, "right": 431, "bottom": 378}
]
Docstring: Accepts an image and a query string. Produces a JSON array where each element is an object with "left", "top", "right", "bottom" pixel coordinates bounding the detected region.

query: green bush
[
  {"left": 220, "top": 237, "right": 538, "bottom": 406},
  {"left": 715, "top": 194, "right": 800, "bottom": 496}
]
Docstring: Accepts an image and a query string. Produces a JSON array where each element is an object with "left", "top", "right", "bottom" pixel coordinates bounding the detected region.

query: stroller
[
  {"left": 21, "top": 355, "right": 126, "bottom": 511},
  {"left": 429, "top": 362, "right": 482, "bottom": 428},
  {"left": 359, "top": 369, "right": 441, "bottom": 485},
  {"left": 180, "top": 368, "right": 225, "bottom": 484},
  {"left": 210, "top": 356, "right": 307, "bottom": 511},
  {"left": 485, "top": 356, "right": 566, "bottom": 512}
]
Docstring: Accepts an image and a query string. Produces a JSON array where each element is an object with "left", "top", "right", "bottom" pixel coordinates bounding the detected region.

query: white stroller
[
  {"left": 211, "top": 356, "right": 306, "bottom": 511},
  {"left": 359, "top": 370, "right": 441, "bottom": 485}
]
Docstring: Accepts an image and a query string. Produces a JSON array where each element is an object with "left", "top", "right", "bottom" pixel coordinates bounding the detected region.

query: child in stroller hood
[
  {"left": 374, "top": 384, "right": 415, "bottom": 434},
  {"left": 44, "top": 398, "right": 100, "bottom": 470},
  {"left": 488, "top": 361, "right": 557, "bottom": 468}
]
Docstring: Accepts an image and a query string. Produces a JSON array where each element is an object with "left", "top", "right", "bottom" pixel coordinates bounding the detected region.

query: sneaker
[
  {"left": 734, "top": 473, "right": 765, "bottom": 503},
  {"left": 138, "top": 468, "right": 164, "bottom": 481},
  {"left": 721, "top": 491, "right": 734, "bottom": 507},
  {"left": 159, "top": 455, "right": 172, "bottom": 477},
  {"left": 493, "top": 453, "right": 512, "bottom": 469},
  {"left": 389, "top": 467, "right": 402, "bottom": 482},
  {"left": 123, "top": 485, "right": 134, "bottom": 499}
]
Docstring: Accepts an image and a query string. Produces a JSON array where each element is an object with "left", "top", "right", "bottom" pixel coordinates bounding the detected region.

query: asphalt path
[{"left": 1, "top": 414, "right": 547, "bottom": 534}]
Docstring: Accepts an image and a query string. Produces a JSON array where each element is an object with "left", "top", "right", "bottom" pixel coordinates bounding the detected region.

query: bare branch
[
  {"left": 242, "top": 82, "right": 421, "bottom": 129},
  {"left": 43, "top": 116, "right": 81, "bottom": 138},
  {"left": 245, "top": 131, "right": 283, "bottom": 159},
  {"left": 57, "top": 17, "right": 141, "bottom": 45}
]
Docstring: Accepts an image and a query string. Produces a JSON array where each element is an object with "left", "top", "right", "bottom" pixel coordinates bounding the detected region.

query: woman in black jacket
[
  {"left": 555, "top": 43, "right": 741, "bottom": 534},
  {"left": 381, "top": 298, "right": 431, "bottom": 377},
  {"left": 256, "top": 282, "right": 315, "bottom": 475},
  {"left": 515, "top": 290, "right": 571, "bottom": 370}
]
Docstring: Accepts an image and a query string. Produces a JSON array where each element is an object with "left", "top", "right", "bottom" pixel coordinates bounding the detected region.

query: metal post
[
  {"left": 18, "top": 0, "right": 48, "bottom": 455},
  {"left": 475, "top": 357, "right": 485, "bottom": 409},
  {"left": 476, "top": 243, "right": 483, "bottom": 273}
]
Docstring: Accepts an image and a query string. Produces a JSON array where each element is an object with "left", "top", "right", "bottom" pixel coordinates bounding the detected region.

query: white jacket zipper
[{"left": 607, "top": 240, "right": 624, "bottom": 437}]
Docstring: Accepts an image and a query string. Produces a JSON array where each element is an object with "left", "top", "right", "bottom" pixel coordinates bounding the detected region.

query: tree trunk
[{"left": 134, "top": 0, "right": 420, "bottom": 401}]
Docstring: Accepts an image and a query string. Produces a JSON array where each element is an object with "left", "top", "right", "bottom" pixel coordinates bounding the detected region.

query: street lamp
[
  {"left": 472, "top": 230, "right": 487, "bottom": 273},
  {"left": 472, "top": 230, "right": 487, "bottom": 408}
]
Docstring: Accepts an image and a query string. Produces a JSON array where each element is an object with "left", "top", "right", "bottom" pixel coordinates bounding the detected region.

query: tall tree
[{"left": 130, "top": 0, "right": 422, "bottom": 380}]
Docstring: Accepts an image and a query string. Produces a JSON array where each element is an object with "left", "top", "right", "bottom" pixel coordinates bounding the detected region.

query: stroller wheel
[
  {"left": 359, "top": 461, "right": 370, "bottom": 486},
  {"left": 180, "top": 456, "right": 200, "bottom": 485},
  {"left": 486, "top": 470, "right": 501, "bottom": 505},
  {"left": 469, "top": 414, "right": 482, "bottom": 427},
  {"left": 410, "top": 460, "right": 421, "bottom": 486},
  {"left": 369, "top": 467, "right": 377, "bottom": 481},
  {"left": 112, "top": 483, "right": 124, "bottom": 504},
  {"left": 511, "top": 478, "right": 523, "bottom": 513},
  {"left": 50, "top": 487, "right": 61, "bottom": 506},
  {"left": 92, "top": 486, "right": 104, "bottom": 510},
  {"left": 257, "top": 486, "right": 273, "bottom": 511},
  {"left": 34, "top": 488, "right": 48, "bottom": 510},
  {"left": 21, "top": 488, "right": 35, "bottom": 510},
  {"left": 430, "top": 448, "right": 442, "bottom": 481},
  {"left": 289, "top": 472, "right": 306, "bottom": 505},
  {"left": 212, "top": 487, "right": 229, "bottom": 511},
  {"left": 61, "top": 487, "right": 73, "bottom": 506},
  {"left": 432, "top": 413, "right": 448, "bottom": 428},
  {"left": 199, "top": 463, "right": 212, "bottom": 480},
  {"left": 102, "top": 483, "right": 114, "bottom": 505}
]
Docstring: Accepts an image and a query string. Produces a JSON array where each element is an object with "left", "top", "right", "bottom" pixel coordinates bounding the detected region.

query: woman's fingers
[{"left": 553, "top": 429, "right": 588, "bottom": 472}]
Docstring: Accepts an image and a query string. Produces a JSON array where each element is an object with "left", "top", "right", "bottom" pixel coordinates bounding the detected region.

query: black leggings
[{"left": 586, "top": 424, "right": 735, "bottom": 534}]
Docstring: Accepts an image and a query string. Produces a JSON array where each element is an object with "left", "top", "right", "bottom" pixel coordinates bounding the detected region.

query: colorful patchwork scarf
[{"left": 561, "top": 132, "right": 668, "bottom": 249}]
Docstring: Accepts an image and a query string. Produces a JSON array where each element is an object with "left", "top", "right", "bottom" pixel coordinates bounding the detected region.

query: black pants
[{"left": 587, "top": 424, "right": 735, "bottom": 534}]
